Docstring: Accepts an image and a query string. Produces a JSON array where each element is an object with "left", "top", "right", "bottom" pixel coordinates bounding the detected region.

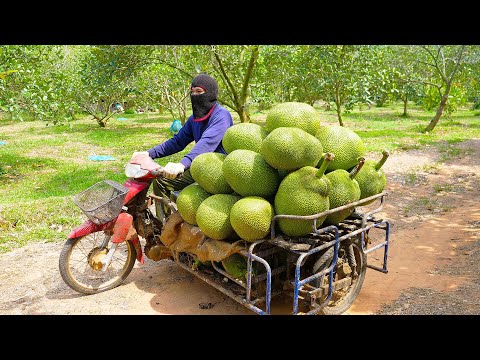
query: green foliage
[
  {"left": 422, "top": 85, "right": 468, "bottom": 115},
  {"left": 0, "top": 45, "right": 81, "bottom": 124},
  {"left": 76, "top": 45, "right": 154, "bottom": 126}
]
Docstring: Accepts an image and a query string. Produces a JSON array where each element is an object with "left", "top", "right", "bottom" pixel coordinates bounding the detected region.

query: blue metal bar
[
  {"left": 249, "top": 253, "right": 272, "bottom": 314},
  {"left": 245, "top": 240, "right": 267, "bottom": 303},
  {"left": 292, "top": 226, "right": 339, "bottom": 315},
  {"left": 360, "top": 219, "right": 390, "bottom": 273}
]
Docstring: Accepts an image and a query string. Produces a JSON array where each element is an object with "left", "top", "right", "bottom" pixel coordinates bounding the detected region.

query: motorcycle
[{"left": 59, "top": 153, "right": 391, "bottom": 315}]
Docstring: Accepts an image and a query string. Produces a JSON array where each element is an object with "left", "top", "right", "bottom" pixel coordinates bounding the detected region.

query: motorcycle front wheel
[{"left": 59, "top": 232, "right": 136, "bottom": 295}]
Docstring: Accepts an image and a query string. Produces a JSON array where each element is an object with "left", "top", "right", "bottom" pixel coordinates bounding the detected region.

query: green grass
[{"left": 1, "top": 102, "right": 479, "bottom": 253}]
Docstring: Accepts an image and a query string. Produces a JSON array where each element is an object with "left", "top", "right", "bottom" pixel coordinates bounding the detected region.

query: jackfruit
[
  {"left": 265, "top": 102, "right": 320, "bottom": 136},
  {"left": 324, "top": 157, "right": 365, "bottom": 225},
  {"left": 176, "top": 183, "right": 211, "bottom": 225},
  {"left": 274, "top": 153, "right": 334, "bottom": 237},
  {"left": 222, "top": 122, "right": 268, "bottom": 154},
  {"left": 195, "top": 193, "right": 241, "bottom": 240},
  {"left": 315, "top": 125, "right": 366, "bottom": 171},
  {"left": 222, "top": 149, "right": 280, "bottom": 198},
  {"left": 261, "top": 127, "right": 323, "bottom": 171},
  {"left": 230, "top": 196, "right": 274, "bottom": 242},
  {"left": 190, "top": 152, "right": 233, "bottom": 194},
  {"left": 356, "top": 150, "right": 389, "bottom": 205},
  {"left": 221, "top": 253, "right": 248, "bottom": 279}
]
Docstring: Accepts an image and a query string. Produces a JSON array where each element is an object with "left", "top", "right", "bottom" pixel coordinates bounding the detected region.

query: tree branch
[
  {"left": 211, "top": 46, "right": 240, "bottom": 109},
  {"left": 151, "top": 58, "right": 193, "bottom": 81},
  {"left": 239, "top": 46, "right": 259, "bottom": 103},
  {"left": 398, "top": 76, "right": 442, "bottom": 90},
  {"left": 447, "top": 45, "right": 466, "bottom": 83}
]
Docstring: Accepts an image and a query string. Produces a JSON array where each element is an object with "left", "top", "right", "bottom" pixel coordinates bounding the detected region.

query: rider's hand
[
  {"left": 163, "top": 162, "right": 185, "bottom": 179},
  {"left": 129, "top": 151, "right": 150, "bottom": 163}
]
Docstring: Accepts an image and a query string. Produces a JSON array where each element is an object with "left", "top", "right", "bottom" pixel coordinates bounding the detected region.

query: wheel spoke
[{"left": 63, "top": 233, "right": 133, "bottom": 291}]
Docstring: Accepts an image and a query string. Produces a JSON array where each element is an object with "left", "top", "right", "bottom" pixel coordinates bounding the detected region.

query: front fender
[
  {"left": 111, "top": 213, "right": 144, "bottom": 264},
  {"left": 67, "top": 219, "right": 114, "bottom": 239},
  {"left": 68, "top": 213, "right": 144, "bottom": 264}
]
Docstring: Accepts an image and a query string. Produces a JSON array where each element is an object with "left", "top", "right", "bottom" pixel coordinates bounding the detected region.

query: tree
[
  {"left": 0, "top": 45, "right": 79, "bottom": 124},
  {"left": 152, "top": 45, "right": 261, "bottom": 123},
  {"left": 255, "top": 45, "right": 321, "bottom": 107},
  {"left": 396, "top": 46, "right": 467, "bottom": 132},
  {"left": 209, "top": 45, "right": 259, "bottom": 123},
  {"left": 310, "top": 45, "right": 372, "bottom": 126},
  {"left": 386, "top": 46, "right": 426, "bottom": 117},
  {"left": 136, "top": 46, "right": 198, "bottom": 124},
  {"left": 462, "top": 46, "right": 480, "bottom": 110},
  {"left": 76, "top": 45, "right": 154, "bottom": 127}
]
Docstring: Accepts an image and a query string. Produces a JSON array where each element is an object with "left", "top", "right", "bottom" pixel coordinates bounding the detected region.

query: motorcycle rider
[{"left": 131, "top": 73, "right": 233, "bottom": 206}]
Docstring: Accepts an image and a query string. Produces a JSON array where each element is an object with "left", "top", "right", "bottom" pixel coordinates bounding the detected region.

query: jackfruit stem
[
  {"left": 349, "top": 157, "right": 365, "bottom": 179},
  {"left": 375, "top": 150, "right": 390, "bottom": 171},
  {"left": 316, "top": 152, "right": 334, "bottom": 178}
]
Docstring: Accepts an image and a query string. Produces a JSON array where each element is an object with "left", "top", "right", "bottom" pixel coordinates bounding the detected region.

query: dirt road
[{"left": 1, "top": 140, "right": 479, "bottom": 315}]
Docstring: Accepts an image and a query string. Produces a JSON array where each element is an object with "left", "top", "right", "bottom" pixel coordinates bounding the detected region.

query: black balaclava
[{"left": 190, "top": 73, "right": 218, "bottom": 120}]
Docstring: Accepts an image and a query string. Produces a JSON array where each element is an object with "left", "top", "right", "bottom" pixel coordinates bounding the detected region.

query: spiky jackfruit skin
[
  {"left": 222, "top": 123, "right": 268, "bottom": 154},
  {"left": 355, "top": 159, "right": 387, "bottom": 205},
  {"left": 274, "top": 166, "right": 330, "bottom": 237},
  {"left": 195, "top": 193, "right": 241, "bottom": 240},
  {"left": 324, "top": 169, "right": 361, "bottom": 225},
  {"left": 230, "top": 196, "right": 274, "bottom": 242},
  {"left": 261, "top": 127, "right": 323, "bottom": 171},
  {"left": 315, "top": 125, "right": 366, "bottom": 171},
  {"left": 176, "top": 183, "right": 211, "bottom": 225},
  {"left": 190, "top": 152, "right": 233, "bottom": 194},
  {"left": 222, "top": 149, "right": 280, "bottom": 198},
  {"left": 265, "top": 102, "right": 320, "bottom": 136},
  {"left": 221, "top": 253, "right": 248, "bottom": 279}
]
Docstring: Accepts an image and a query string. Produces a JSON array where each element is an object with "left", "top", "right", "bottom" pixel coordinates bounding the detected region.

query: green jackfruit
[
  {"left": 324, "top": 158, "right": 365, "bottom": 225},
  {"left": 274, "top": 153, "right": 334, "bottom": 237},
  {"left": 315, "top": 125, "right": 366, "bottom": 171},
  {"left": 222, "top": 123, "right": 268, "bottom": 154},
  {"left": 265, "top": 102, "right": 320, "bottom": 136},
  {"left": 190, "top": 152, "right": 233, "bottom": 194},
  {"left": 261, "top": 127, "right": 323, "bottom": 171},
  {"left": 176, "top": 183, "right": 211, "bottom": 225},
  {"left": 356, "top": 150, "right": 389, "bottom": 205},
  {"left": 221, "top": 253, "right": 248, "bottom": 279},
  {"left": 222, "top": 149, "right": 280, "bottom": 198},
  {"left": 230, "top": 196, "right": 274, "bottom": 242},
  {"left": 196, "top": 193, "right": 241, "bottom": 240}
]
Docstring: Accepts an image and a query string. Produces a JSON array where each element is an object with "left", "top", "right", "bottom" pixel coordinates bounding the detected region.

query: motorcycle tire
[{"left": 59, "top": 232, "right": 136, "bottom": 295}]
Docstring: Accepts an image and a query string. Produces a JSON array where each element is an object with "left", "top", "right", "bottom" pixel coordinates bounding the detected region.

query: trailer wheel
[{"left": 310, "top": 238, "right": 367, "bottom": 315}]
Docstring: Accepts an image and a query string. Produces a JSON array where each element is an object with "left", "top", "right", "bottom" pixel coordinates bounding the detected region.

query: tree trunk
[
  {"left": 424, "top": 92, "right": 449, "bottom": 133},
  {"left": 334, "top": 86, "right": 344, "bottom": 126},
  {"left": 237, "top": 105, "right": 250, "bottom": 123},
  {"left": 335, "top": 106, "right": 344, "bottom": 127},
  {"left": 403, "top": 97, "right": 408, "bottom": 117}
]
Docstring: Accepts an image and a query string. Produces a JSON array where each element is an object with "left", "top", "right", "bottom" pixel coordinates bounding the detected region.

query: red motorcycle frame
[{"left": 59, "top": 154, "right": 171, "bottom": 294}]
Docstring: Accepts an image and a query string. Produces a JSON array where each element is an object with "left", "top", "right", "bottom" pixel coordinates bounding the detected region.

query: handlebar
[{"left": 151, "top": 167, "right": 165, "bottom": 177}]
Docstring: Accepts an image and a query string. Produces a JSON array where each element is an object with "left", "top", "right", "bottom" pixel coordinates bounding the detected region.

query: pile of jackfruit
[{"left": 176, "top": 102, "right": 389, "bottom": 248}]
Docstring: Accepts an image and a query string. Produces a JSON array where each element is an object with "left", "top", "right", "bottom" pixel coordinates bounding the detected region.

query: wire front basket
[{"left": 73, "top": 180, "right": 129, "bottom": 225}]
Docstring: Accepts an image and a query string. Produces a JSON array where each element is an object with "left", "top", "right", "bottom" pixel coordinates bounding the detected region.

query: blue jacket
[{"left": 147, "top": 103, "right": 233, "bottom": 169}]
